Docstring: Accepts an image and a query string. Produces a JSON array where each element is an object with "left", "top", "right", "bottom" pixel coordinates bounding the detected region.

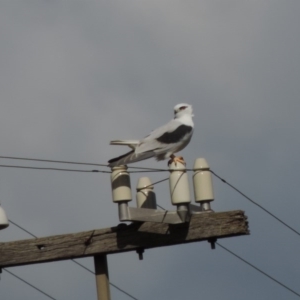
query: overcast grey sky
[{"left": 1, "top": 1, "right": 300, "bottom": 299}]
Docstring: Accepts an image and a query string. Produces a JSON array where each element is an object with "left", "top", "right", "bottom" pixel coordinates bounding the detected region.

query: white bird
[{"left": 108, "top": 103, "right": 194, "bottom": 167}]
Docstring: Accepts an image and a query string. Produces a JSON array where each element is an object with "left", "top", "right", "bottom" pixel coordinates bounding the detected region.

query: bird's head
[{"left": 174, "top": 103, "right": 193, "bottom": 119}]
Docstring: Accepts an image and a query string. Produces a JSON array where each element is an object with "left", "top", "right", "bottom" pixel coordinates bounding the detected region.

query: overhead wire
[
  {"left": 2, "top": 155, "right": 300, "bottom": 238},
  {"left": 0, "top": 155, "right": 168, "bottom": 172},
  {"left": 8, "top": 219, "right": 139, "bottom": 300},
  {"left": 0, "top": 163, "right": 167, "bottom": 174},
  {"left": 0, "top": 163, "right": 156, "bottom": 174},
  {"left": 8, "top": 218, "right": 300, "bottom": 300},
  {"left": 156, "top": 205, "right": 300, "bottom": 298},
  {"left": 210, "top": 170, "right": 300, "bottom": 237},
  {"left": 2, "top": 155, "right": 300, "bottom": 298},
  {"left": 0, "top": 155, "right": 108, "bottom": 167},
  {"left": 216, "top": 242, "right": 300, "bottom": 298},
  {"left": 71, "top": 260, "right": 139, "bottom": 300},
  {"left": 9, "top": 219, "right": 37, "bottom": 238},
  {"left": 3, "top": 268, "right": 57, "bottom": 300},
  {"left": 0, "top": 164, "right": 110, "bottom": 173},
  {"left": 2, "top": 155, "right": 300, "bottom": 236},
  {"left": 141, "top": 177, "right": 169, "bottom": 189}
]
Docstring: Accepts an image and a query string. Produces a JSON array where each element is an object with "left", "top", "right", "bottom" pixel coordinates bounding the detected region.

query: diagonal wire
[
  {"left": 71, "top": 260, "right": 138, "bottom": 300},
  {"left": 127, "top": 169, "right": 168, "bottom": 173},
  {"left": 140, "top": 177, "right": 169, "bottom": 190},
  {"left": 156, "top": 204, "right": 166, "bottom": 210},
  {"left": 210, "top": 170, "right": 300, "bottom": 237},
  {"left": 156, "top": 204, "right": 300, "bottom": 297},
  {"left": 3, "top": 269, "right": 57, "bottom": 300},
  {"left": 8, "top": 219, "right": 138, "bottom": 300},
  {"left": 9, "top": 219, "right": 37, "bottom": 238},
  {"left": 217, "top": 242, "right": 300, "bottom": 298}
]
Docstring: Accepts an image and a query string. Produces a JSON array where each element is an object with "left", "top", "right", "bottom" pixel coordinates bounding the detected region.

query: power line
[
  {"left": 71, "top": 260, "right": 139, "bottom": 300},
  {"left": 8, "top": 219, "right": 139, "bottom": 300},
  {"left": 0, "top": 155, "right": 168, "bottom": 172},
  {"left": 156, "top": 204, "right": 299, "bottom": 298},
  {"left": 0, "top": 156, "right": 108, "bottom": 167},
  {"left": 0, "top": 154, "right": 191, "bottom": 172},
  {"left": 9, "top": 219, "right": 37, "bottom": 238},
  {"left": 4, "top": 154, "right": 300, "bottom": 238},
  {"left": 4, "top": 155, "right": 300, "bottom": 297},
  {"left": 3, "top": 269, "right": 57, "bottom": 300},
  {"left": 210, "top": 170, "right": 300, "bottom": 237},
  {"left": 0, "top": 164, "right": 110, "bottom": 173},
  {"left": 0, "top": 163, "right": 171, "bottom": 174},
  {"left": 142, "top": 177, "right": 169, "bottom": 189},
  {"left": 217, "top": 242, "right": 300, "bottom": 298}
]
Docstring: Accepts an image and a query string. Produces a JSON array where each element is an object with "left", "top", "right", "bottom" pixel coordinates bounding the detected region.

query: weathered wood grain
[{"left": 0, "top": 210, "right": 249, "bottom": 268}]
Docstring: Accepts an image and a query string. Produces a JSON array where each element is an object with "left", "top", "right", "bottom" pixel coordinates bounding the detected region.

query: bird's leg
[{"left": 168, "top": 154, "right": 186, "bottom": 166}]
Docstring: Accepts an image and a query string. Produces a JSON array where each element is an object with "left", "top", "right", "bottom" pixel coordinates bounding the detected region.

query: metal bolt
[
  {"left": 208, "top": 238, "right": 217, "bottom": 250},
  {"left": 136, "top": 248, "right": 144, "bottom": 260}
]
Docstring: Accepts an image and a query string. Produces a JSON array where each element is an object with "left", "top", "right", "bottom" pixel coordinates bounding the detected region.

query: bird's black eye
[{"left": 179, "top": 106, "right": 187, "bottom": 110}]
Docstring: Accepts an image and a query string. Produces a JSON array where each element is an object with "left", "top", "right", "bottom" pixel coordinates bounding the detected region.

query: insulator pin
[
  {"left": 110, "top": 165, "right": 132, "bottom": 203},
  {"left": 169, "top": 161, "right": 191, "bottom": 205},
  {"left": 136, "top": 177, "right": 157, "bottom": 209},
  {"left": 193, "top": 158, "right": 214, "bottom": 203}
]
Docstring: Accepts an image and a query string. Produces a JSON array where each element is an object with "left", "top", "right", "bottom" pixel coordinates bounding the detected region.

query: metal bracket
[
  {"left": 189, "top": 203, "right": 214, "bottom": 214},
  {"left": 118, "top": 202, "right": 191, "bottom": 224},
  {"left": 118, "top": 202, "right": 213, "bottom": 224}
]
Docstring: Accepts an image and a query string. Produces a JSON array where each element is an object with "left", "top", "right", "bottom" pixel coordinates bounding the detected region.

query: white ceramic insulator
[
  {"left": 136, "top": 177, "right": 157, "bottom": 209},
  {"left": 111, "top": 166, "right": 132, "bottom": 203},
  {"left": 169, "top": 161, "right": 191, "bottom": 205},
  {"left": 0, "top": 205, "right": 9, "bottom": 230},
  {"left": 193, "top": 158, "right": 214, "bottom": 203}
]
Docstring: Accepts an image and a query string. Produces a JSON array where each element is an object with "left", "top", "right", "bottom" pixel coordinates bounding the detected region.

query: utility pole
[
  {"left": 94, "top": 255, "right": 111, "bottom": 300},
  {"left": 0, "top": 158, "right": 250, "bottom": 299},
  {"left": 0, "top": 211, "right": 249, "bottom": 299},
  {"left": 0, "top": 210, "right": 249, "bottom": 268}
]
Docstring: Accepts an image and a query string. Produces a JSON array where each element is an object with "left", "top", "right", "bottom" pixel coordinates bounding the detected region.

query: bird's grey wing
[
  {"left": 108, "top": 119, "right": 193, "bottom": 166},
  {"left": 135, "top": 119, "right": 184, "bottom": 154}
]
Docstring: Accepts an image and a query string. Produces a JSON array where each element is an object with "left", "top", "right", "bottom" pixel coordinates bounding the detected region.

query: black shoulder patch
[{"left": 156, "top": 125, "right": 193, "bottom": 144}]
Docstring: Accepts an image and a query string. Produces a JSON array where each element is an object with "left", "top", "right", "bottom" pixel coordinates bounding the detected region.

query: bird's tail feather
[
  {"left": 110, "top": 140, "right": 139, "bottom": 149},
  {"left": 108, "top": 150, "right": 155, "bottom": 167}
]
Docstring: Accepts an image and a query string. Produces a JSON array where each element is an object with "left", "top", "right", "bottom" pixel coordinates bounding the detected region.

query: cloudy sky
[{"left": 1, "top": 1, "right": 300, "bottom": 299}]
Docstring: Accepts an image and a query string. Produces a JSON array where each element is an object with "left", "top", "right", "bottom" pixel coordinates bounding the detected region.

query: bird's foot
[{"left": 168, "top": 155, "right": 186, "bottom": 166}]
